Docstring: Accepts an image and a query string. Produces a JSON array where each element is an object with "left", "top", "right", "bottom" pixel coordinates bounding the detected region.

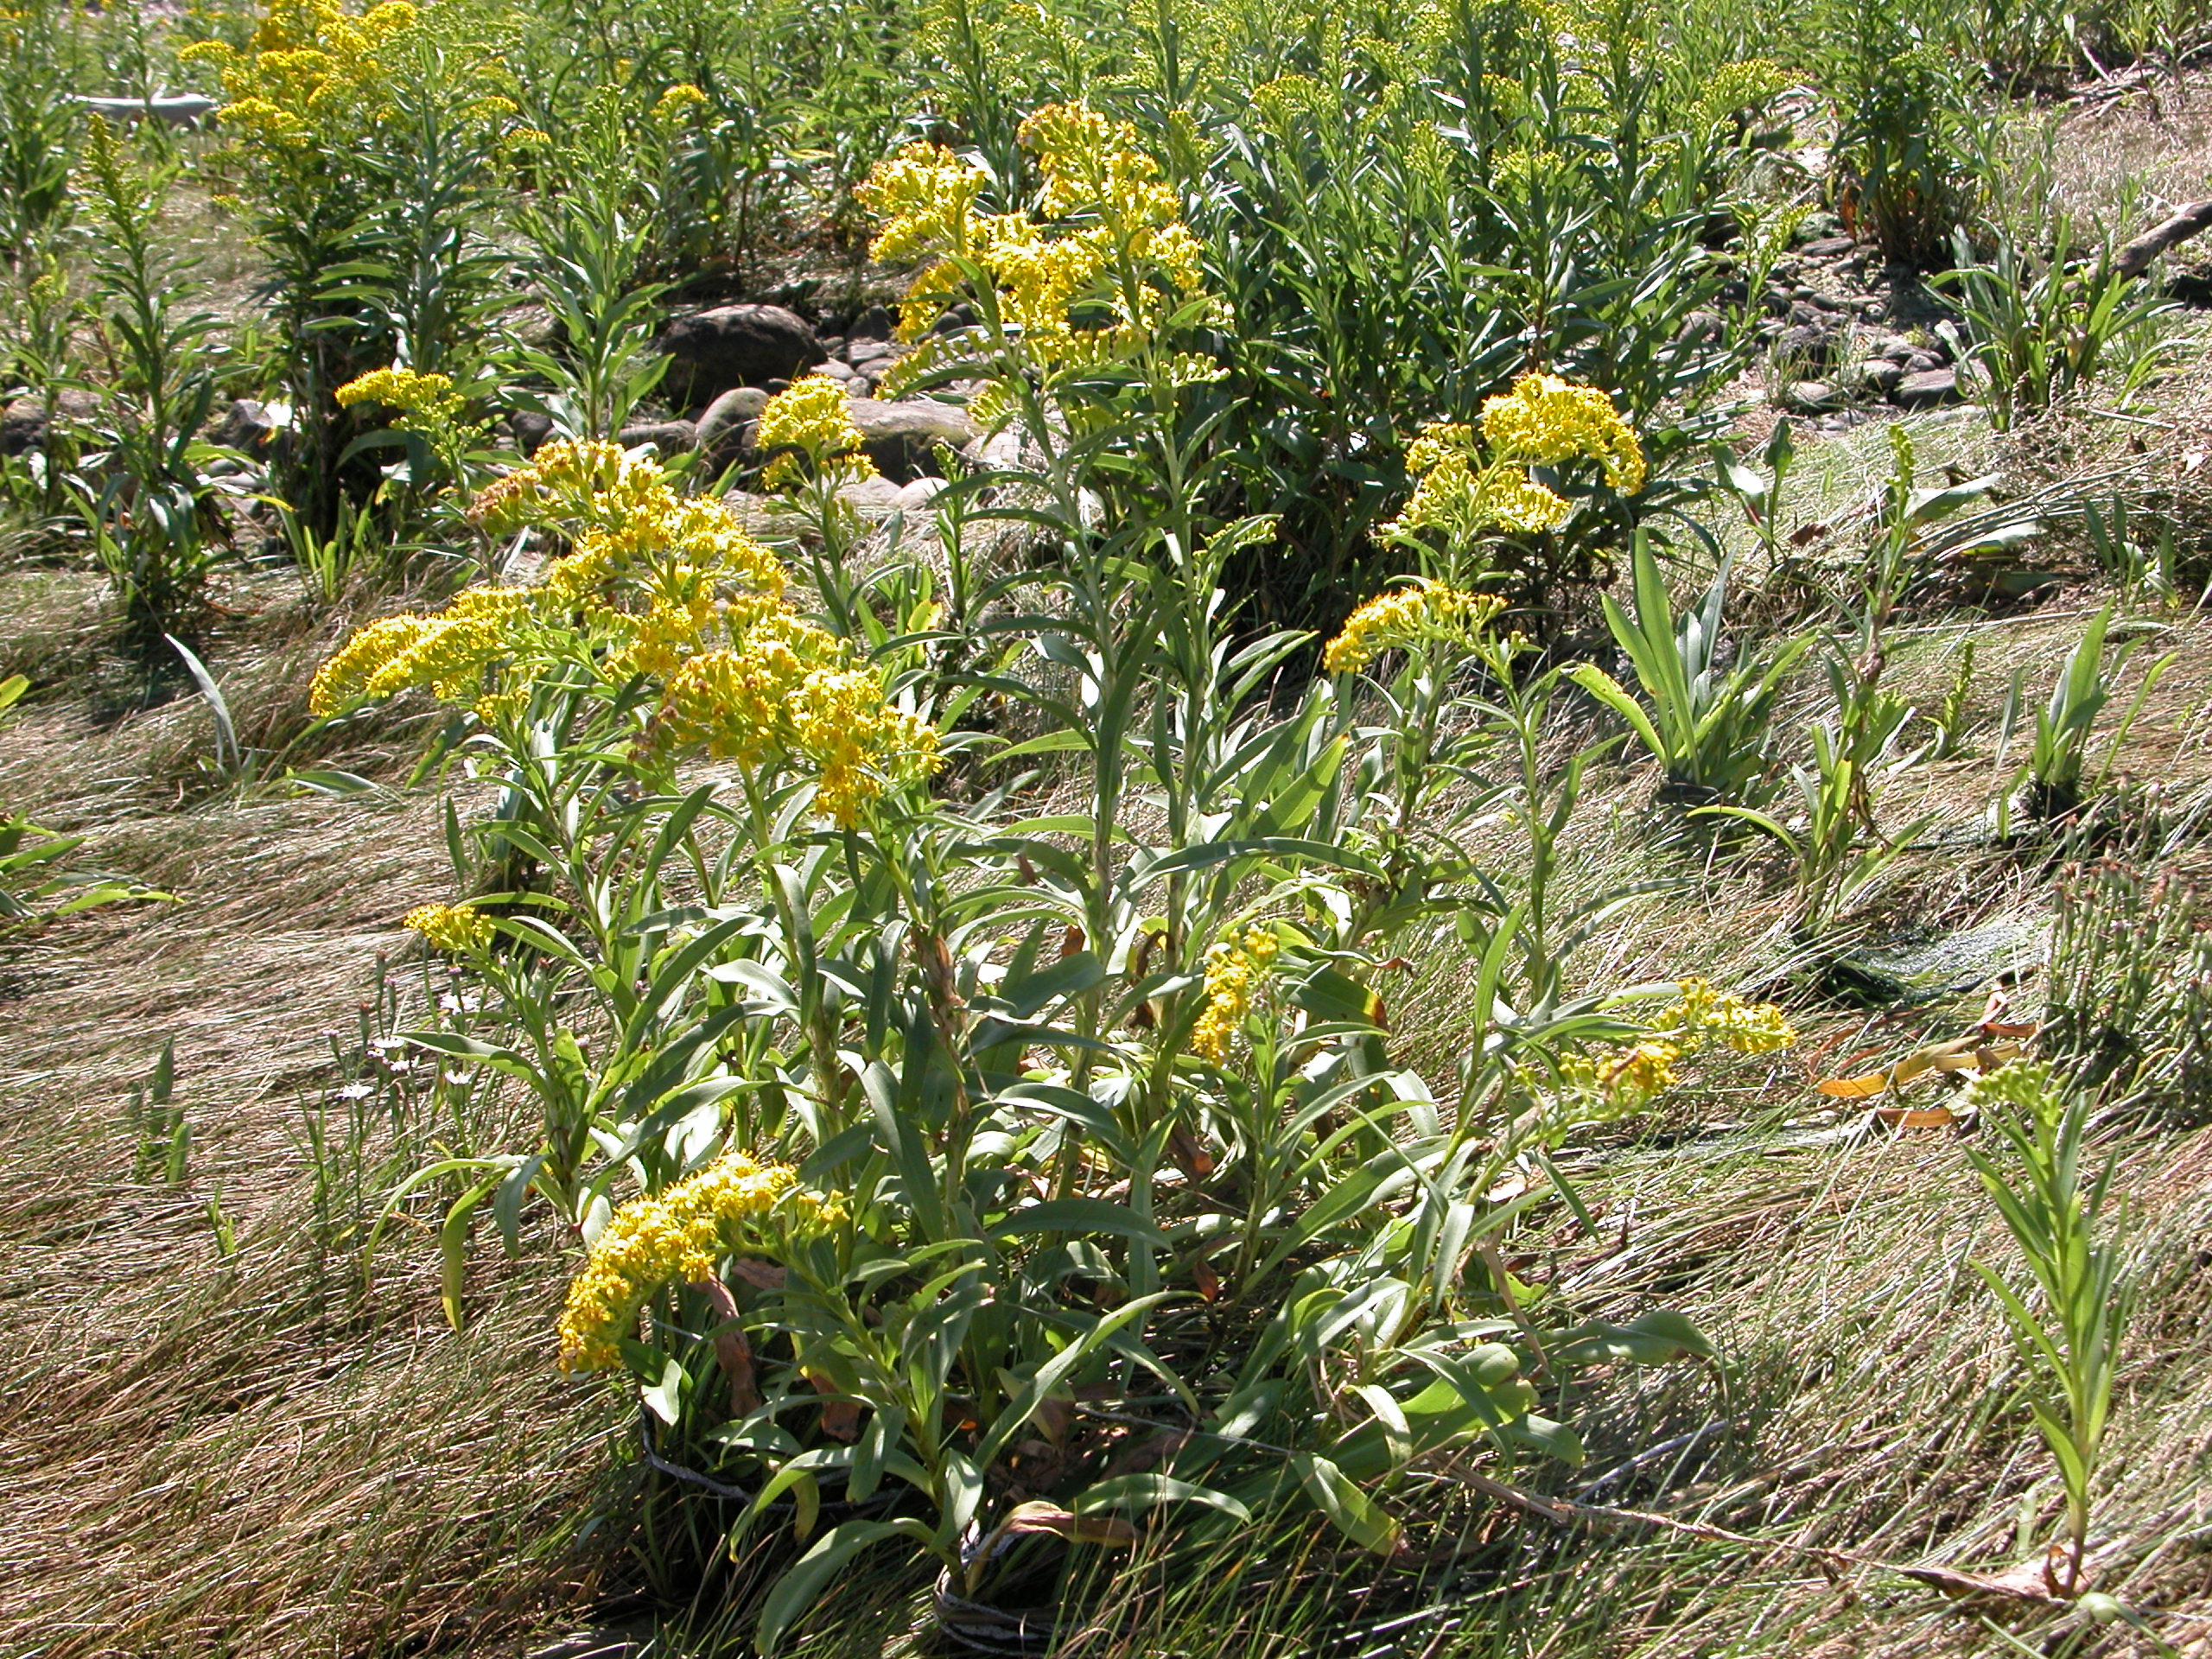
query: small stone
[
  {"left": 507, "top": 410, "right": 556, "bottom": 455},
  {"left": 1904, "top": 349, "right": 1944, "bottom": 373},
  {"left": 848, "top": 304, "right": 895, "bottom": 342},
  {"left": 1858, "top": 359, "right": 1907, "bottom": 393},
  {"left": 695, "top": 386, "right": 769, "bottom": 464},
  {"left": 2, "top": 404, "right": 48, "bottom": 455},
  {"left": 1675, "top": 310, "right": 1726, "bottom": 346},
  {"left": 1776, "top": 322, "right": 1842, "bottom": 365},
  {"left": 845, "top": 396, "right": 975, "bottom": 482},
  {"left": 817, "top": 359, "right": 860, "bottom": 383},
  {"left": 615, "top": 419, "right": 697, "bottom": 458},
  {"left": 215, "top": 397, "right": 289, "bottom": 450},
  {"left": 1891, "top": 368, "right": 1959, "bottom": 408},
  {"left": 1798, "top": 235, "right": 1858, "bottom": 257},
  {"left": 1784, "top": 379, "right": 1841, "bottom": 413}
]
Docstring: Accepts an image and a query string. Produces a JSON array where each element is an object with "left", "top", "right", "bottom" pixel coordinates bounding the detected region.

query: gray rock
[
  {"left": 1798, "top": 235, "right": 1858, "bottom": 257},
  {"left": 817, "top": 359, "right": 861, "bottom": 384},
  {"left": 2, "top": 405, "right": 48, "bottom": 455},
  {"left": 1792, "top": 213, "right": 1845, "bottom": 244},
  {"left": 846, "top": 337, "right": 900, "bottom": 367},
  {"left": 1776, "top": 322, "right": 1842, "bottom": 365},
  {"left": 897, "top": 477, "right": 945, "bottom": 513},
  {"left": 658, "top": 303, "right": 824, "bottom": 404},
  {"left": 1866, "top": 334, "right": 1915, "bottom": 361},
  {"left": 76, "top": 92, "right": 218, "bottom": 129},
  {"left": 1783, "top": 378, "right": 1842, "bottom": 413},
  {"left": 616, "top": 419, "right": 697, "bottom": 458},
  {"left": 1675, "top": 309, "right": 1726, "bottom": 346},
  {"left": 507, "top": 410, "right": 556, "bottom": 455},
  {"left": 1858, "top": 359, "right": 1907, "bottom": 393},
  {"left": 846, "top": 397, "right": 974, "bottom": 482},
  {"left": 696, "top": 386, "right": 769, "bottom": 465},
  {"left": 1904, "top": 349, "right": 1945, "bottom": 373},
  {"left": 1891, "top": 368, "right": 1960, "bottom": 408},
  {"left": 849, "top": 304, "right": 895, "bottom": 342}
]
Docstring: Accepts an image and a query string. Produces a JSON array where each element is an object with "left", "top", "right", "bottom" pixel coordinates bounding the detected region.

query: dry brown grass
[{"left": 0, "top": 573, "right": 616, "bottom": 1659}]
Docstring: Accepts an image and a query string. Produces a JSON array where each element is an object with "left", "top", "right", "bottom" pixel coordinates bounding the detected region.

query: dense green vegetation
[{"left": 4, "top": 0, "right": 2212, "bottom": 1654}]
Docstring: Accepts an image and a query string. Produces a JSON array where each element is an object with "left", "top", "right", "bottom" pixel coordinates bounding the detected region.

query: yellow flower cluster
[
  {"left": 1649, "top": 977, "right": 1796, "bottom": 1056},
  {"left": 651, "top": 81, "right": 708, "bottom": 121},
  {"left": 1554, "top": 1039, "right": 1682, "bottom": 1114},
  {"left": 1188, "top": 925, "right": 1281, "bottom": 1063},
  {"left": 1323, "top": 581, "right": 1504, "bottom": 675},
  {"left": 754, "top": 373, "right": 877, "bottom": 492},
  {"left": 309, "top": 585, "right": 537, "bottom": 715},
  {"left": 315, "top": 441, "right": 938, "bottom": 823},
  {"left": 404, "top": 901, "right": 494, "bottom": 954},
  {"left": 337, "top": 365, "right": 463, "bottom": 424},
  {"left": 556, "top": 1151, "right": 843, "bottom": 1372},
  {"left": 1478, "top": 372, "right": 1646, "bottom": 493},
  {"left": 856, "top": 103, "right": 1212, "bottom": 414},
  {"left": 660, "top": 625, "right": 938, "bottom": 825},
  {"left": 181, "top": 0, "right": 421, "bottom": 149},
  {"left": 1386, "top": 374, "right": 1644, "bottom": 552}
]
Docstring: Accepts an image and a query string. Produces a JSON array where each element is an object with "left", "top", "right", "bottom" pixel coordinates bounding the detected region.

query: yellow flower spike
[
  {"left": 404, "top": 901, "right": 494, "bottom": 955},
  {"left": 556, "top": 1151, "right": 842, "bottom": 1372},
  {"left": 755, "top": 373, "right": 877, "bottom": 493},
  {"left": 1188, "top": 925, "right": 1281, "bottom": 1063},
  {"left": 1323, "top": 581, "right": 1504, "bottom": 675},
  {"left": 336, "top": 365, "right": 465, "bottom": 426}
]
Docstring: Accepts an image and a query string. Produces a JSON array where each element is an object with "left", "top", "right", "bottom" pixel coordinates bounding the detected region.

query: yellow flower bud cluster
[
  {"left": 1386, "top": 374, "right": 1645, "bottom": 552},
  {"left": 314, "top": 441, "right": 938, "bottom": 824},
  {"left": 754, "top": 373, "right": 878, "bottom": 493},
  {"left": 1322, "top": 581, "right": 1504, "bottom": 675},
  {"left": 1553, "top": 1039, "right": 1682, "bottom": 1114},
  {"left": 556, "top": 1151, "right": 844, "bottom": 1372},
  {"left": 856, "top": 103, "right": 1212, "bottom": 412},
  {"left": 1188, "top": 925, "right": 1281, "bottom": 1063},
  {"left": 404, "top": 900, "right": 494, "bottom": 954},
  {"left": 337, "top": 365, "right": 463, "bottom": 425},
  {"left": 1649, "top": 977, "right": 1796, "bottom": 1056}
]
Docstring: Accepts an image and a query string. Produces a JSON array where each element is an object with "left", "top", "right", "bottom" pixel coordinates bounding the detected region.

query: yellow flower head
[
  {"left": 1323, "top": 581, "right": 1504, "bottom": 675},
  {"left": 1649, "top": 977, "right": 1796, "bottom": 1056},
  {"left": 858, "top": 142, "right": 988, "bottom": 267},
  {"left": 755, "top": 373, "right": 877, "bottom": 491},
  {"left": 1188, "top": 925, "right": 1281, "bottom": 1063},
  {"left": 556, "top": 1151, "right": 843, "bottom": 1371},
  {"left": 1478, "top": 372, "right": 1645, "bottom": 493},
  {"left": 651, "top": 81, "right": 708, "bottom": 122},
  {"left": 404, "top": 901, "right": 493, "bottom": 954},
  {"left": 336, "top": 365, "right": 467, "bottom": 440}
]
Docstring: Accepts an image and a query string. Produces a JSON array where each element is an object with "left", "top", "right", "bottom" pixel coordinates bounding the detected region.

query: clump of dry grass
[{"left": 0, "top": 579, "right": 622, "bottom": 1659}]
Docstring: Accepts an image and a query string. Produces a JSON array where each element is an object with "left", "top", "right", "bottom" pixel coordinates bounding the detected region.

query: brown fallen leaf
[
  {"left": 694, "top": 1279, "right": 760, "bottom": 1414},
  {"left": 802, "top": 1368, "right": 861, "bottom": 1441},
  {"left": 1873, "top": 1103, "right": 1955, "bottom": 1128},
  {"left": 965, "top": 1502, "right": 1138, "bottom": 1590},
  {"left": 1815, "top": 1034, "right": 2009, "bottom": 1100},
  {"left": 1190, "top": 1253, "right": 1221, "bottom": 1302},
  {"left": 728, "top": 1258, "right": 786, "bottom": 1291}
]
